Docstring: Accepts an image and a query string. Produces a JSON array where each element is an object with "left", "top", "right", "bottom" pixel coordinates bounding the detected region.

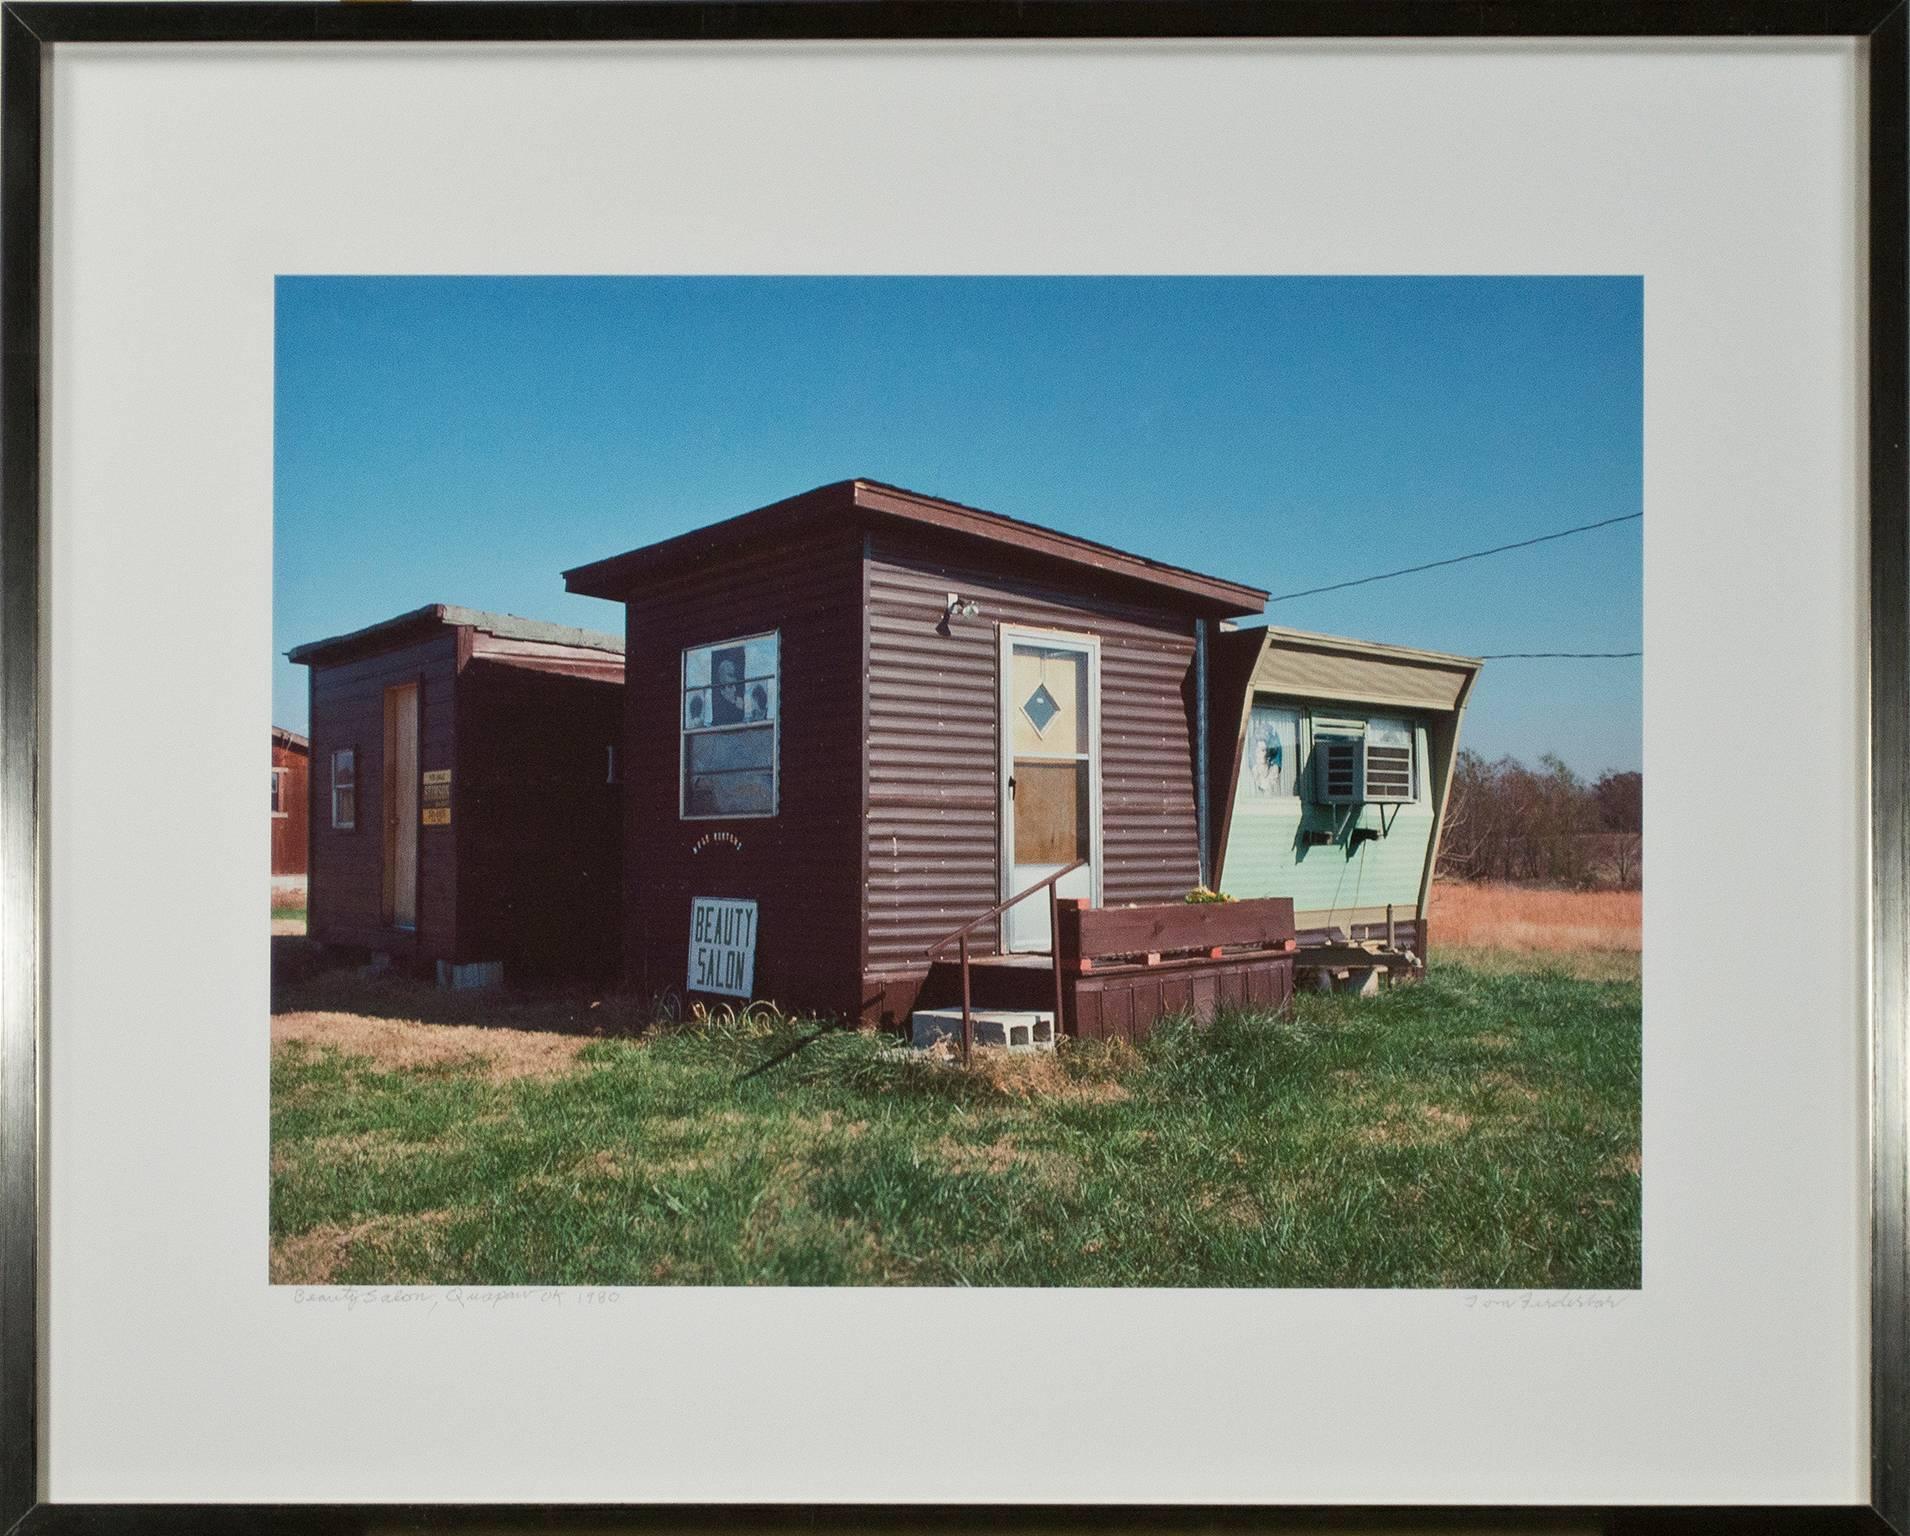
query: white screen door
[
  {"left": 383, "top": 683, "right": 420, "bottom": 931},
  {"left": 1002, "top": 633, "right": 1098, "bottom": 952}
]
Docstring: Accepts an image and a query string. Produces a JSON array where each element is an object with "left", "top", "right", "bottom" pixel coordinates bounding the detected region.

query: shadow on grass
[{"left": 271, "top": 936, "right": 658, "bottom": 1038}]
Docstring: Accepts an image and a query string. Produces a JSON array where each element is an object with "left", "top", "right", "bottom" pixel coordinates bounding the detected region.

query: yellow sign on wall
[{"left": 421, "top": 807, "right": 451, "bottom": 826}]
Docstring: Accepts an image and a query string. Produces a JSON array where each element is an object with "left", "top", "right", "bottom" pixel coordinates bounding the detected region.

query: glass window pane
[
  {"left": 684, "top": 687, "right": 713, "bottom": 731},
  {"left": 685, "top": 768, "right": 774, "bottom": 817},
  {"left": 1011, "top": 644, "right": 1087, "bottom": 756},
  {"left": 1368, "top": 716, "right": 1411, "bottom": 750},
  {"left": 689, "top": 725, "right": 773, "bottom": 774},
  {"left": 707, "top": 643, "right": 751, "bottom": 725},
  {"left": 744, "top": 634, "right": 778, "bottom": 680},
  {"left": 683, "top": 646, "right": 712, "bottom": 688},
  {"left": 1246, "top": 702, "right": 1300, "bottom": 799},
  {"left": 742, "top": 676, "right": 776, "bottom": 724}
]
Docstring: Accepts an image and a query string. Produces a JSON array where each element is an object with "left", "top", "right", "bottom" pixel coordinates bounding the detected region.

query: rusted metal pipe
[
  {"left": 1050, "top": 881, "right": 1065, "bottom": 1044},
  {"left": 960, "top": 931, "right": 973, "bottom": 1065}
]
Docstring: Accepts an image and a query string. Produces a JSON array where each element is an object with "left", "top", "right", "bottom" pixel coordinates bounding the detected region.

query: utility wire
[
  {"left": 1478, "top": 650, "right": 1641, "bottom": 659},
  {"left": 1265, "top": 511, "right": 1642, "bottom": 605}
]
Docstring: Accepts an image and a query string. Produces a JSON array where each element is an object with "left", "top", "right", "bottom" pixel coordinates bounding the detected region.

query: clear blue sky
[{"left": 275, "top": 276, "right": 1642, "bottom": 776}]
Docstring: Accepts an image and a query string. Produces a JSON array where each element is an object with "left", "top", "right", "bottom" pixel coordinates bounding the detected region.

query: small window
[
  {"left": 607, "top": 744, "right": 620, "bottom": 785},
  {"left": 1244, "top": 700, "right": 1300, "bottom": 801},
  {"left": 1364, "top": 716, "right": 1416, "bottom": 802},
  {"left": 271, "top": 767, "right": 287, "bottom": 817},
  {"left": 330, "top": 747, "right": 356, "bottom": 830},
  {"left": 681, "top": 633, "right": 778, "bottom": 818}
]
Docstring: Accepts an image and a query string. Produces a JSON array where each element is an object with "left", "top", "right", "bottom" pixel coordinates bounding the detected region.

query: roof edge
[
  {"left": 1236, "top": 622, "right": 1484, "bottom": 673},
  {"left": 563, "top": 479, "right": 1269, "bottom": 615},
  {"left": 287, "top": 603, "right": 624, "bottom": 665}
]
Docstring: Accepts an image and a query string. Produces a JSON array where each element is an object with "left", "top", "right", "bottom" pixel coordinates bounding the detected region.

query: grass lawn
[{"left": 270, "top": 958, "right": 1641, "bottom": 1289}]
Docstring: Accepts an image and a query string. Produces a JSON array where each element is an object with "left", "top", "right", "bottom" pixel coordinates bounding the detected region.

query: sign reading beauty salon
[{"left": 688, "top": 897, "right": 757, "bottom": 997}]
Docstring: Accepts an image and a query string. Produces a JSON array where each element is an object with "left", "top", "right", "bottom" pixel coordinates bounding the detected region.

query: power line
[
  {"left": 1478, "top": 650, "right": 1641, "bottom": 659},
  {"left": 1265, "top": 511, "right": 1642, "bottom": 605}
]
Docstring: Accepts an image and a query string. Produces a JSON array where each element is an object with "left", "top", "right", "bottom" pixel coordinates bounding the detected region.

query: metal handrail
[{"left": 925, "top": 859, "right": 1087, "bottom": 1064}]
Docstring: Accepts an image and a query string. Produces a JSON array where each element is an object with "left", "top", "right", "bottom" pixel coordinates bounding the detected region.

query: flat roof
[
  {"left": 287, "top": 604, "right": 624, "bottom": 667},
  {"left": 562, "top": 479, "right": 1271, "bottom": 616}
]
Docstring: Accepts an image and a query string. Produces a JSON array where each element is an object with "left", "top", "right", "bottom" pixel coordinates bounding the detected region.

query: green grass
[{"left": 269, "top": 961, "right": 1640, "bottom": 1289}]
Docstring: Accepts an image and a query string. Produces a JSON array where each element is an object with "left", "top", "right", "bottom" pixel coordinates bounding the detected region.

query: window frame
[
  {"left": 1239, "top": 694, "right": 1303, "bottom": 811},
  {"left": 678, "top": 629, "right": 781, "bottom": 821},
  {"left": 271, "top": 765, "right": 288, "bottom": 818},
  {"left": 330, "top": 746, "right": 357, "bottom": 831},
  {"left": 1362, "top": 714, "right": 1418, "bottom": 804}
]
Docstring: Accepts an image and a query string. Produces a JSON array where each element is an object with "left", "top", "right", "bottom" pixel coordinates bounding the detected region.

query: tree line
[{"left": 1436, "top": 751, "right": 1641, "bottom": 889}]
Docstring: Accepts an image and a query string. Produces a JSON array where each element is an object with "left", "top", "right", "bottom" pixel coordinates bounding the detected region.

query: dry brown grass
[
  {"left": 967, "top": 1041, "right": 1133, "bottom": 1102},
  {"left": 270, "top": 1208, "right": 455, "bottom": 1284},
  {"left": 1432, "top": 880, "right": 1640, "bottom": 954},
  {"left": 271, "top": 1010, "right": 592, "bottom": 1081},
  {"left": 1357, "top": 1103, "right": 1474, "bottom": 1148}
]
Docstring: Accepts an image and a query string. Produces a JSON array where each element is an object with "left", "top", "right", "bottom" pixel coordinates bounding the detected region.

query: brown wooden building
[
  {"left": 563, "top": 480, "right": 1268, "bottom": 1024},
  {"left": 288, "top": 605, "right": 625, "bottom": 984},
  {"left": 270, "top": 727, "right": 310, "bottom": 879}
]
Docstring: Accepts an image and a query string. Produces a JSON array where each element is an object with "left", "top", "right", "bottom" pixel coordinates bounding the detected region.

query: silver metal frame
[{"left": 0, "top": 5, "right": 1904, "bottom": 1531}]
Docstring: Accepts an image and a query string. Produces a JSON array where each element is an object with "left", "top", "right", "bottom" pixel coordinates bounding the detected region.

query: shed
[
  {"left": 563, "top": 479, "right": 1270, "bottom": 1025},
  {"left": 287, "top": 604, "right": 625, "bottom": 984},
  {"left": 1206, "top": 623, "right": 1483, "bottom": 964},
  {"left": 270, "top": 726, "right": 310, "bottom": 881}
]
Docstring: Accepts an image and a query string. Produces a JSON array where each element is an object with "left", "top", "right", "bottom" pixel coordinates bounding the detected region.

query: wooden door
[
  {"left": 1001, "top": 633, "right": 1098, "bottom": 952},
  {"left": 383, "top": 683, "right": 420, "bottom": 931}
]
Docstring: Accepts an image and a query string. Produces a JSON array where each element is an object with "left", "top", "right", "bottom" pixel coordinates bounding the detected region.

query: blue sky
[{"left": 275, "top": 276, "right": 1642, "bottom": 776}]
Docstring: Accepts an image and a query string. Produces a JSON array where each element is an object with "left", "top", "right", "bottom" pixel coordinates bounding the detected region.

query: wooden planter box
[
  {"left": 1055, "top": 897, "right": 1297, "bottom": 1043},
  {"left": 1056, "top": 896, "right": 1297, "bottom": 967}
]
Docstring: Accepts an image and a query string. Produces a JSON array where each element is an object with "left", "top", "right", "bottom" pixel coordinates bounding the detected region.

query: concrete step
[{"left": 911, "top": 1007, "right": 1056, "bottom": 1053}]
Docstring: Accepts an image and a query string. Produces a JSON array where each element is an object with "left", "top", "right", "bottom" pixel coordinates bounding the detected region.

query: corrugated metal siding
[
  {"left": 863, "top": 537, "right": 1202, "bottom": 994},
  {"left": 1251, "top": 642, "right": 1469, "bottom": 712},
  {"left": 306, "top": 631, "right": 459, "bottom": 961},
  {"left": 621, "top": 530, "right": 864, "bottom": 1016}
]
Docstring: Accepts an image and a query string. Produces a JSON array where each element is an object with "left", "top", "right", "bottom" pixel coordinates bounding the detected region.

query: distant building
[
  {"left": 287, "top": 605, "right": 624, "bottom": 985},
  {"left": 271, "top": 727, "right": 310, "bottom": 882}
]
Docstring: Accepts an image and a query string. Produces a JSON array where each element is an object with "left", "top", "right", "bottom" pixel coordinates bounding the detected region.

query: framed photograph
[{"left": 1, "top": 1, "right": 1902, "bottom": 1529}]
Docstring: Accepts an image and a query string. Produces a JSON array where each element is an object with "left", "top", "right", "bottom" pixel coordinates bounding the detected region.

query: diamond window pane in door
[
  {"left": 1022, "top": 682, "right": 1060, "bottom": 735},
  {"left": 1011, "top": 645, "right": 1086, "bottom": 754}
]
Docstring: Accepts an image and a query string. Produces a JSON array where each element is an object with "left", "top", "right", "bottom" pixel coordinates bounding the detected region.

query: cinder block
[
  {"left": 911, "top": 1007, "right": 1056, "bottom": 1053},
  {"left": 436, "top": 959, "right": 504, "bottom": 991}
]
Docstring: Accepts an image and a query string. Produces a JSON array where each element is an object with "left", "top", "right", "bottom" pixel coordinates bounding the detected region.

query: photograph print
[{"left": 270, "top": 275, "right": 1642, "bottom": 1289}]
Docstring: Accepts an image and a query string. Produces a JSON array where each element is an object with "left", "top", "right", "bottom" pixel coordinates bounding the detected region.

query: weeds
[{"left": 270, "top": 959, "right": 1640, "bottom": 1289}]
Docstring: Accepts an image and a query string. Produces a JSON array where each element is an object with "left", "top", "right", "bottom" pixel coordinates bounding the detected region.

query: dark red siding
[
  {"left": 306, "top": 632, "right": 459, "bottom": 961},
  {"left": 454, "top": 659, "right": 622, "bottom": 979},
  {"left": 860, "top": 534, "right": 1203, "bottom": 1023},
  {"left": 619, "top": 529, "right": 865, "bottom": 1016},
  {"left": 271, "top": 740, "right": 310, "bottom": 877}
]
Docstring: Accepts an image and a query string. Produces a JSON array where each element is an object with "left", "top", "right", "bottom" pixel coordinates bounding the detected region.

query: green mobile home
[{"left": 1207, "top": 624, "right": 1482, "bottom": 966}]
